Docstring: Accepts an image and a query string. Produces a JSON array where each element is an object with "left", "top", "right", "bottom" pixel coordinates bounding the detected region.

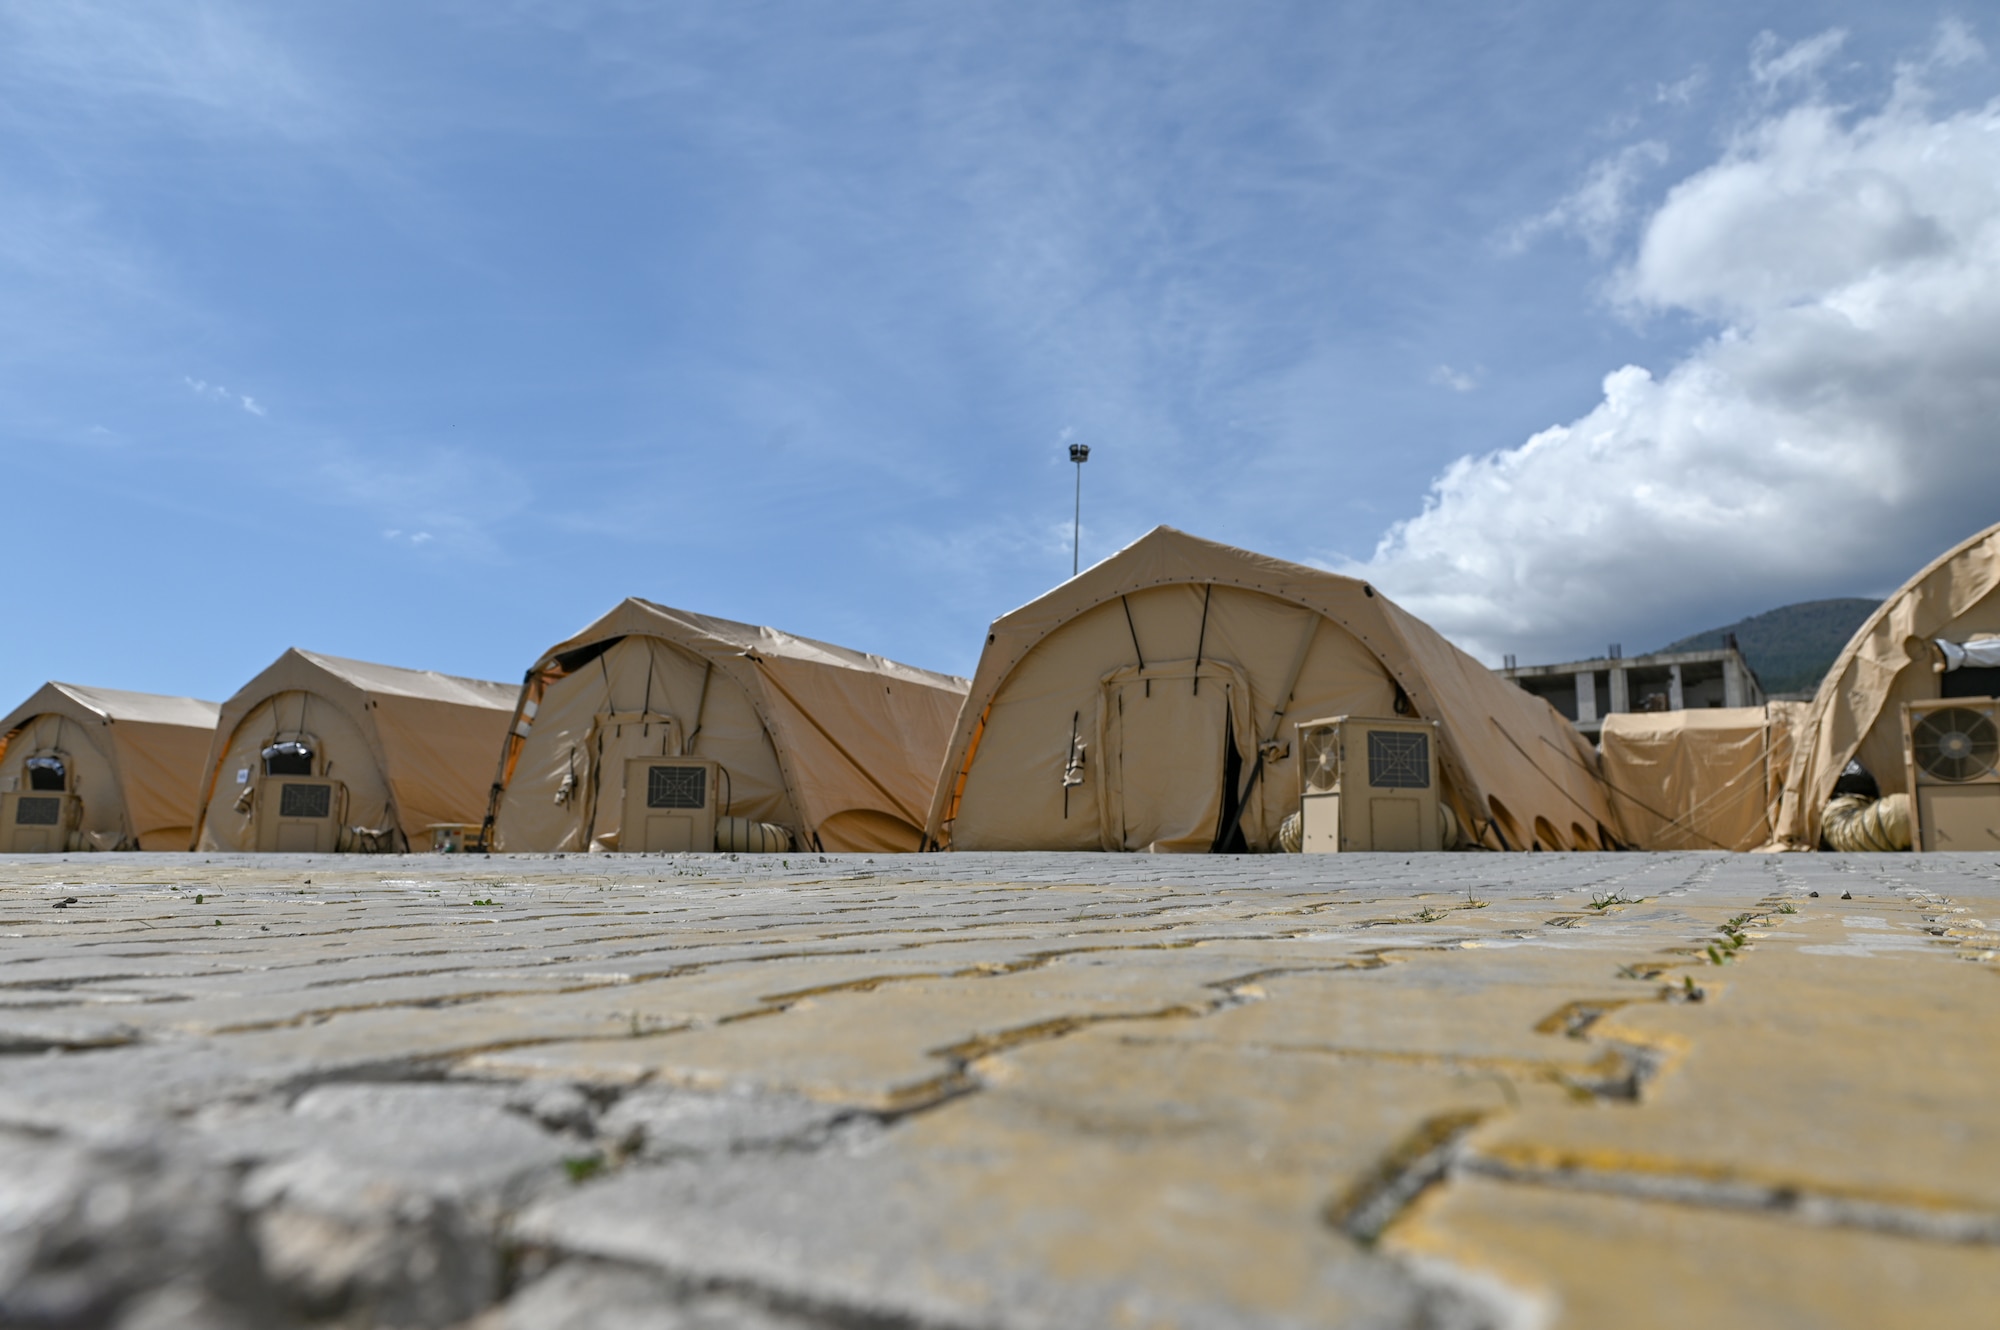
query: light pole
[{"left": 1069, "top": 442, "right": 1090, "bottom": 577}]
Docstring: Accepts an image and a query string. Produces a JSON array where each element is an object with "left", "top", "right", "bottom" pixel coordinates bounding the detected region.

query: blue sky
[{"left": 5, "top": 3, "right": 1998, "bottom": 708}]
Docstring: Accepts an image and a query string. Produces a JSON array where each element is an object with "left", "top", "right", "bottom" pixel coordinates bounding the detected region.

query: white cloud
[
  {"left": 1353, "top": 34, "right": 2000, "bottom": 664},
  {"left": 183, "top": 375, "right": 266, "bottom": 416},
  {"left": 1750, "top": 29, "right": 1848, "bottom": 94},
  {"left": 0, "top": 2, "right": 332, "bottom": 138},
  {"left": 1508, "top": 141, "right": 1669, "bottom": 257},
  {"left": 1657, "top": 69, "right": 1706, "bottom": 106},
  {"left": 324, "top": 439, "right": 527, "bottom": 560},
  {"left": 1928, "top": 17, "right": 1986, "bottom": 70},
  {"left": 1430, "top": 364, "right": 1480, "bottom": 393}
]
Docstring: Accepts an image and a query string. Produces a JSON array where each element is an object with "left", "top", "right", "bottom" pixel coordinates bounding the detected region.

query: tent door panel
[{"left": 1098, "top": 661, "right": 1251, "bottom": 853}]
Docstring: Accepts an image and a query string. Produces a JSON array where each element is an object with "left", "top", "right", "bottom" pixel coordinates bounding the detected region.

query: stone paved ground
[{"left": 1, "top": 851, "right": 1997, "bottom": 1329}]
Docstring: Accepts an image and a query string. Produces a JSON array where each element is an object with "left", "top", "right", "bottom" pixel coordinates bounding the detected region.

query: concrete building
[{"left": 1497, "top": 638, "right": 1764, "bottom": 738}]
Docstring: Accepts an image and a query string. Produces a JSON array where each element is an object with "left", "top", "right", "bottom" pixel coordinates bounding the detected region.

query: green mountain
[{"left": 1654, "top": 598, "right": 1880, "bottom": 697}]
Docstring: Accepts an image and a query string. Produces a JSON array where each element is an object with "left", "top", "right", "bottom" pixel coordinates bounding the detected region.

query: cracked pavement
[{"left": 2, "top": 851, "right": 1997, "bottom": 1328}]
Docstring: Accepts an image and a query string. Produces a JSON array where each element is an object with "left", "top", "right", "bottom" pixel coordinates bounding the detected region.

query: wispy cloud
[
  {"left": 309, "top": 437, "right": 530, "bottom": 561},
  {"left": 183, "top": 376, "right": 266, "bottom": 417},
  {"left": 1429, "top": 364, "right": 1480, "bottom": 393},
  {"left": 0, "top": 2, "right": 336, "bottom": 139},
  {"left": 1507, "top": 140, "right": 1670, "bottom": 257},
  {"left": 1749, "top": 29, "right": 1848, "bottom": 95},
  {"left": 1656, "top": 68, "right": 1706, "bottom": 105}
]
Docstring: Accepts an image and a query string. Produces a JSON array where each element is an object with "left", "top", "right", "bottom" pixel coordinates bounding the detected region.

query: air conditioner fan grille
[
  {"left": 1913, "top": 707, "right": 2000, "bottom": 783},
  {"left": 1302, "top": 727, "right": 1339, "bottom": 793}
]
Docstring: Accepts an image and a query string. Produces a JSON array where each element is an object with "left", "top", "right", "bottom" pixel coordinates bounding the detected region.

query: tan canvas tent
[
  {"left": 925, "top": 527, "right": 1619, "bottom": 853},
  {"left": 1598, "top": 703, "right": 1806, "bottom": 852},
  {"left": 193, "top": 649, "right": 516, "bottom": 853},
  {"left": 488, "top": 599, "right": 969, "bottom": 854},
  {"left": 0, "top": 684, "right": 218, "bottom": 852},
  {"left": 1776, "top": 520, "right": 2000, "bottom": 849}
]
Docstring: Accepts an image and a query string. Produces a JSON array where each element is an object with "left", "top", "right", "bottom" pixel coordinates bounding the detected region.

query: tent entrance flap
[
  {"left": 582, "top": 711, "right": 686, "bottom": 851},
  {"left": 1096, "top": 659, "right": 1253, "bottom": 853}
]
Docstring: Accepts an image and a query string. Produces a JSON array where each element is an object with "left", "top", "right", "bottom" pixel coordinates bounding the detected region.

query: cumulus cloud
[{"left": 1354, "top": 32, "right": 2000, "bottom": 663}]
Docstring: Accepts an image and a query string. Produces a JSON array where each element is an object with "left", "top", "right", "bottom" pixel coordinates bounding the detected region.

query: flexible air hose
[
  {"left": 715, "top": 816, "right": 794, "bottom": 854},
  {"left": 1821, "top": 793, "right": 1912, "bottom": 852},
  {"left": 1279, "top": 811, "right": 1303, "bottom": 853}
]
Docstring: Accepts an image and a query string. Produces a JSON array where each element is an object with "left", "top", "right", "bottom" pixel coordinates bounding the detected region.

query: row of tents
[{"left": 4, "top": 523, "right": 1997, "bottom": 856}]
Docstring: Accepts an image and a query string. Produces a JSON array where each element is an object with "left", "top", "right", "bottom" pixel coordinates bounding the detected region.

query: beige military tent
[
  {"left": 1776, "top": 520, "right": 2000, "bottom": 849},
  {"left": 925, "top": 526, "right": 1619, "bottom": 853},
  {"left": 487, "top": 599, "right": 969, "bottom": 854},
  {"left": 192, "top": 649, "right": 516, "bottom": 853},
  {"left": 1598, "top": 703, "right": 1806, "bottom": 852},
  {"left": 0, "top": 684, "right": 219, "bottom": 852}
]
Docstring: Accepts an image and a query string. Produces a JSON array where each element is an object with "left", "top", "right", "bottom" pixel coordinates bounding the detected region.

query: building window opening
[
  {"left": 261, "top": 741, "right": 315, "bottom": 776},
  {"left": 25, "top": 756, "right": 66, "bottom": 791}
]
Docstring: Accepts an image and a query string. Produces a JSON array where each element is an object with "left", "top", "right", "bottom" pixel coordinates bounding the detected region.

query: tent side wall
[
  {"left": 747, "top": 651, "right": 967, "bottom": 852},
  {"left": 109, "top": 718, "right": 218, "bottom": 849},
  {"left": 1765, "top": 700, "right": 1808, "bottom": 840},
  {"left": 1777, "top": 523, "right": 2000, "bottom": 846},
  {"left": 369, "top": 694, "right": 517, "bottom": 842},
  {"left": 1599, "top": 707, "right": 1783, "bottom": 852}
]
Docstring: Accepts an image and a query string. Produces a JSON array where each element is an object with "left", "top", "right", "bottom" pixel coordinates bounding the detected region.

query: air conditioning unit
[
  {"left": 254, "top": 777, "right": 345, "bottom": 852},
  {"left": 1294, "top": 715, "right": 1441, "bottom": 853},
  {"left": 1901, "top": 697, "right": 2000, "bottom": 851},
  {"left": 0, "top": 791, "right": 78, "bottom": 853},
  {"left": 621, "top": 757, "right": 719, "bottom": 853}
]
